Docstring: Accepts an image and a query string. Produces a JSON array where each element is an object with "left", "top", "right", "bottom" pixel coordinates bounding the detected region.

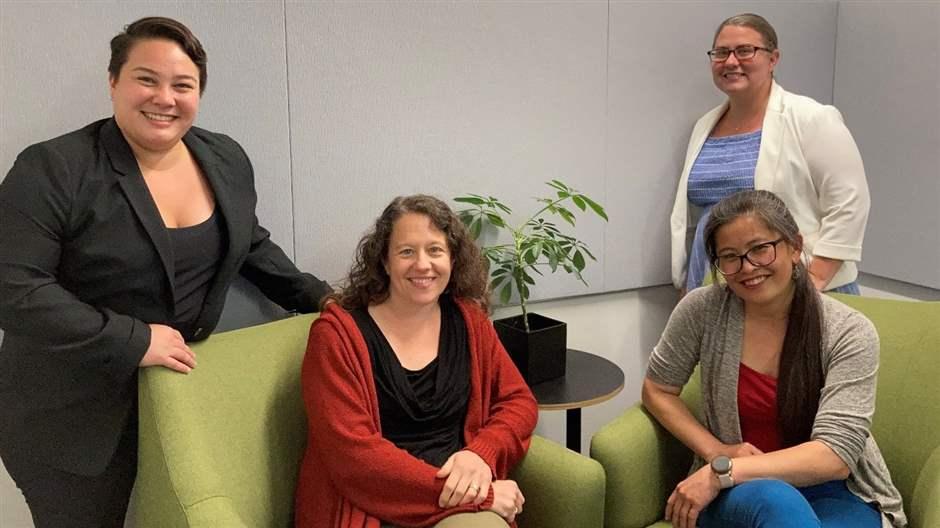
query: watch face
[{"left": 711, "top": 455, "right": 732, "bottom": 473}]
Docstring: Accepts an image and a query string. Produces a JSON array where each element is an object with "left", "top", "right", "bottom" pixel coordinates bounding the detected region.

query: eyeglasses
[
  {"left": 707, "top": 45, "right": 771, "bottom": 62},
  {"left": 712, "top": 238, "right": 784, "bottom": 276}
]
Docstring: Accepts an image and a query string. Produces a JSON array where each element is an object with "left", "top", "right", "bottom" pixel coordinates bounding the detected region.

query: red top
[
  {"left": 294, "top": 298, "right": 539, "bottom": 528},
  {"left": 737, "top": 362, "right": 781, "bottom": 453}
]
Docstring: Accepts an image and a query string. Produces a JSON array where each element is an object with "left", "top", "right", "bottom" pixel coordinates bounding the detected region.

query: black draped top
[
  {"left": 167, "top": 209, "right": 226, "bottom": 338},
  {"left": 351, "top": 296, "right": 470, "bottom": 467}
]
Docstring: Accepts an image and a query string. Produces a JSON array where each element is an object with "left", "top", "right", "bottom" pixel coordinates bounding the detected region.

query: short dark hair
[
  {"left": 330, "top": 195, "right": 491, "bottom": 312},
  {"left": 109, "top": 16, "right": 207, "bottom": 95}
]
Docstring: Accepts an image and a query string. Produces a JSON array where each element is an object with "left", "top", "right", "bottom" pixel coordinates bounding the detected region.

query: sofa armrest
[
  {"left": 912, "top": 445, "right": 940, "bottom": 528},
  {"left": 511, "top": 435, "right": 605, "bottom": 528},
  {"left": 590, "top": 404, "right": 692, "bottom": 528}
]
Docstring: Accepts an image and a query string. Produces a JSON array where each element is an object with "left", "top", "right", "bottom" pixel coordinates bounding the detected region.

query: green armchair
[
  {"left": 134, "top": 313, "right": 605, "bottom": 528},
  {"left": 590, "top": 295, "right": 940, "bottom": 528}
]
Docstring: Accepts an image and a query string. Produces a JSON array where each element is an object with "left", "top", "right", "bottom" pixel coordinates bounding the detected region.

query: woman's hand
[
  {"left": 710, "top": 441, "right": 763, "bottom": 459},
  {"left": 665, "top": 464, "right": 720, "bottom": 528},
  {"left": 436, "top": 450, "right": 493, "bottom": 508},
  {"left": 139, "top": 324, "right": 196, "bottom": 373},
  {"left": 487, "top": 479, "right": 524, "bottom": 523}
]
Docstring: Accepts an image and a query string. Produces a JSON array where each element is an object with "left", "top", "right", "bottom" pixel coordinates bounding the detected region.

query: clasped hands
[
  {"left": 436, "top": 450, "right": 524, "bottom": 522},
  {"left": 665, "top": 442, "right": 762, "bottom": 528}
]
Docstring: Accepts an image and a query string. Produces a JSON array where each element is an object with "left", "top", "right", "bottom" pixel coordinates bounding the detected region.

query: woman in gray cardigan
[{"left": 643, "top": 190, "right": 904, "bottom": 528}]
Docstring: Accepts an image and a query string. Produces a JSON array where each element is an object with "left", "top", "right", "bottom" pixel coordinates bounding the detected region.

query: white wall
[{"left": 834, "top": 1, "right": 940, "bottom": 289}]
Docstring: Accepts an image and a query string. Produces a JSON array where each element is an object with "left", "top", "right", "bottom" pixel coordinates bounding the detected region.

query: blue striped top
[{"left": 685, "top": 130, "right": 761, "bottom": 290}]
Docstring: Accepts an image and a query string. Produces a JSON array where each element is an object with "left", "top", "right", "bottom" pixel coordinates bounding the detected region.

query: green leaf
[
  {"left": 558, "top": 208, "right": 575, "bottom": 226},
  {"left": 495, "top": 202, "right": 512, "bottom": 214},
  {"left": 500, "top": 282, "right": 513, "bottom": 305},
  {"left": 548, "top": 179, "right": 569, "bottom": 192},
  {"left": 457, "top": 213, "right": 473, "bottom": 229},
  {"left": 484, "top": 212, "right": 505, "bottom": 227},
  {"left": 491, "top": 275, "right": 506, "bottom": 290},
  {"left": 571, "top": 194, "right": 586, "bottom": 211},
  {"left": 470, "top": 217, "right": 482, "bottom": 239},
  {"left": 556, "top": 190, "right": 570, "bottom": 200},
  {"left": 521, "top": 283, "right": 530, "bottom": 300},
  {"left": 522, "top": 271, "right": 535, "bottom": 285},
  {"left": 573, "top": 250, "right": 586, "bottom": 271},
  {"left": 581, "top": 195, "right": 609, "bottom": 221},
  {"left": 523, "top": 248, "right": 537, "bottom": 265},
  {"left": 547, "top": 251, "right": 559, "bottom": 272},
  {"left": 454, "top": 195, "right": 486, "bottom": 205},
  {"left": 581, "top": 245, "right": 597, "bottom": 261}
]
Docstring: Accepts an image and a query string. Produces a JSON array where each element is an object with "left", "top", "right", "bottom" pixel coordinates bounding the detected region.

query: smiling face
[
  {"left": 711, "top": 25, "right": 779, "bottom": 98},
  {"left": 713, "top": 214, "right": 801, "bottom": 308},
  {"left": 384, "top": 212, "right": 453, "bottom": 310},
  {"left": 109, "top": 38, "right": 200, "bottom": 156}
]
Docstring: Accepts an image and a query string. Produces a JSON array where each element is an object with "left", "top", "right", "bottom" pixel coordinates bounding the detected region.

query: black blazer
[{"left": 0, "top": 118, "right": 330, "bottom": 475}]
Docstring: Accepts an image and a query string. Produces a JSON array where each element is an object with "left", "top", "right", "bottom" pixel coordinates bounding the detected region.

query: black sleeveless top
[
  {"left": 351, "top": 296, "right": 471, "bottom": 467},
  {"left": 167, "top": 209, "right": 225, "bottom": 339}
]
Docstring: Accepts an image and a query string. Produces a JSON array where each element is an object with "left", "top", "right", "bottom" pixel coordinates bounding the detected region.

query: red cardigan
[{"left": 294, "top": 298, "right": 539, "bottom": 528}]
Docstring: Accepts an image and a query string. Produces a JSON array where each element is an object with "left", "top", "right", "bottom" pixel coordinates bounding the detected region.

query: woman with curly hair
[{"left": 294, "top": 195, "right": 538, "bottom": 528}]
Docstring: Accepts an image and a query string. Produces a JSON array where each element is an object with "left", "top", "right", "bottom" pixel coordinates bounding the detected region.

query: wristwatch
[{"left": 710, "top": 455, "right": 734, "bottom": 489}]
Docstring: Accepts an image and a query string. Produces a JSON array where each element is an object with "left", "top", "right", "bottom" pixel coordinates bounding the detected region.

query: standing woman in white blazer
[{"left": 671, "top": 13, "right": 869, "bottom": 295}]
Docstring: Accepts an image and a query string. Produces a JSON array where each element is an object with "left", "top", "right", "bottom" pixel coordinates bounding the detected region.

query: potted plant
[{"left": 455, "top": 180, "right": 607, "bottom": 385}]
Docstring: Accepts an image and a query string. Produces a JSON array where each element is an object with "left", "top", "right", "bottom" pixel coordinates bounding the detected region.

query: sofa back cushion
[
  {"left": 830, "top": 295, "right": 940, "bottom": 509},
  {"left": 135, "top": 313, "right": 317, "bottom": 527}
]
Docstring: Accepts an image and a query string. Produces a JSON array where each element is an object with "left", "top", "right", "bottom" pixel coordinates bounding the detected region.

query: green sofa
[
  {"left": 590, "top": 295, "right": 940, "bottom": 528},
  {"left": 134, "top": 313, "right": 605, "bottom": 527}
]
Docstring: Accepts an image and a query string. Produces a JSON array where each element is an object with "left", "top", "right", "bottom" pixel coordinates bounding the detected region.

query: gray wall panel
[
  {"left": 834, "top": 2, "right": 940, "bottom": 288},
  {"left": 287, "top": 1, "right": 610, "bottom": 301},
  {"left": 0, "top": 1, "right": 294, "bottom": 328},
  {"left": 605, "top": 1, "right": 838, "bottom": 290},
  {"left": 2, "top": 3, "right": 294, "bottom": 255}
]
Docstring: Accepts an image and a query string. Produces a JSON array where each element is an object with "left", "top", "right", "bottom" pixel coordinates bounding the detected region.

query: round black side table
[{"left": 529, "top": 349, "right": 625, "bottom": 452}]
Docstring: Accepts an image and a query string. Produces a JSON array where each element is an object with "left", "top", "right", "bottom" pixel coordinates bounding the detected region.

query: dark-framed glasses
[
  {"left": 707, "top": 45, "right": 771, "bottom": 62},
  {"left": 712, "top": 238, "right": 785, "bottom": 276}
]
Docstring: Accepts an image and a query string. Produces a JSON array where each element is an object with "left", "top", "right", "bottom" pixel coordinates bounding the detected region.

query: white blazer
[{"left": 670, "top": 81, "right": 870, "bottom": 290}]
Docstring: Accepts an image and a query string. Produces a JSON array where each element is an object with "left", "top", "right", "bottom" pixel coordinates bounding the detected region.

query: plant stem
[
  {"left": 523, "top": 196, "right": 572, "bottom": 228},
  {"left": 520, "top": 296, "right": 530, "bottom": 332},
  {"left": 512, "top": 232, "right": 531, "bottom": 332},
  {"left": 513, "top": 195, "right": 572, "bottom": 332}
]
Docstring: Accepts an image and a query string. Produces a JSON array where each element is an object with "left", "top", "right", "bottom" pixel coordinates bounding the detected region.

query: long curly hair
[{"left": 329, "top": 195, "right": 490, "bottom": 312}]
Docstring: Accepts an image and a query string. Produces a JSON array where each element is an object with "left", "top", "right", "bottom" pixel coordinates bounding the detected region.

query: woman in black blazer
[{"left": 0, "top": 17, "right": 330, "bottom": 527}]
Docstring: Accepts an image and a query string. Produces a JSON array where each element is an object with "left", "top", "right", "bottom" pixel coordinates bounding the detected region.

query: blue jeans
[
  {"left": 827, "top": 281, "right": 861, "bottom": 295},
  {"left": 698, "top": 479, "right": 881, "bottom": 528}
]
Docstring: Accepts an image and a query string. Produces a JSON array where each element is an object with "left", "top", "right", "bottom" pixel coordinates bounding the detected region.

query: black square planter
[{"left": 493, "top": 313, "right": 566, "bottom": 386}]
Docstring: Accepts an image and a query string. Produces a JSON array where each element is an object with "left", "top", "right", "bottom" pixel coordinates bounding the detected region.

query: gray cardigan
[{"left": 646, "top": 286, "right": 906, "bottom": 527}]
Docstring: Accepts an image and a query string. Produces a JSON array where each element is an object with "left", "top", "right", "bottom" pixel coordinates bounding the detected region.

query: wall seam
[
  {"left": 831, "top": 0, "right": 841, "bottom": 106},
  {"left": 282, "top": 0, "right": 298, "bottom": 261},
  {"left": 602, "top": 0, "right": 610, "bottom": 291}
]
